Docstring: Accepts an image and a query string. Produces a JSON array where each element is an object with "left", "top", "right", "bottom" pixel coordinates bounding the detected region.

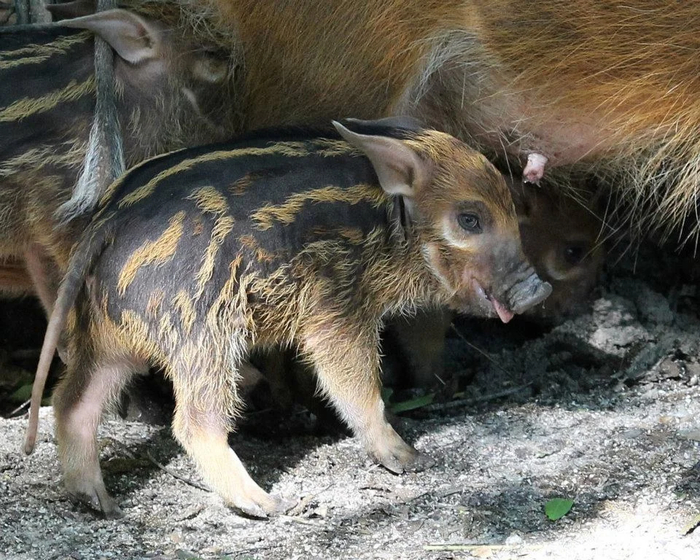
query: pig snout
[
  {"left": 474, "top": 260, "right": 552, "bottom": 323},
  {"left": 505, "top": 267, "right": 553, "bottom": 315}
]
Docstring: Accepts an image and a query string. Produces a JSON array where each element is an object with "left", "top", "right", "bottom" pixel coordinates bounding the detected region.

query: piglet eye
[
  {"left": 563, "top": 244, "right": 587, "bottom": 266},
  {"left": 458, "top": 213, "right": 481, "bottom": 233}
]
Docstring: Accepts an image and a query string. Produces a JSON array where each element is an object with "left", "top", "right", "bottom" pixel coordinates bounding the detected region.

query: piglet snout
[{"left": 506, "top": 268, "right": 552, "bottom": 315}]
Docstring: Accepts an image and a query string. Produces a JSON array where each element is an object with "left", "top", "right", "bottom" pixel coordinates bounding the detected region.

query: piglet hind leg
[
  {"left": 170, "top": 362, "right": 293, "bottom": 518},
  {"left": 53, "top": 354, "right": 138, "bottom": 518},
  {"left": 301, "top": 326, "right": 431, "bottom": 474}
]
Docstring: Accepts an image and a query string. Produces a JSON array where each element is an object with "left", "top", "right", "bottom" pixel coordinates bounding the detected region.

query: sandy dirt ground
[{"left": 1, "top": 243, "right": 700, "bottom": 560}]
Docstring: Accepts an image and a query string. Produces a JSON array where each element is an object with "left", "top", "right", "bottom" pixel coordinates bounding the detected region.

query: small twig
[
  {"left": 145, "top": 450, "right": 211, "bottom": 493},
  {"left": 102, "top": 437, "right": 136, "bottom": 458},
  {"left": 450, "top": 324, "right": 515, "bottom": 377},
  {"left": 221, "top": 547, "right": 270, "bottom": 559},
  {"left": 422, "top": 383, "right": 532, "bottom": 413},
  {"left": 280, "top": 515, "right": 321, "bottom": 526},
  {"left": 387, "top": 484, "right": 463, "bottom": 509},
  {"left": 8, "top": 399, "right": 30, "bottom": 418},
  {"left": 243, "top": 406, "right": 275, "bottom": 418},
  {"left": 437, "top": 486, "right": 464, "bottom": 499},
  {"left": 104, "top": 437, "right": 211, "bottom": 493},
  {"left": 433, "top": 373, "right": 447, "bottom": 387},
  {"left": 287, "top": 483, "right": 332, "bottom": 517},
  {"left": 423, "top": 544, "right": 513, "bottom": 551}
]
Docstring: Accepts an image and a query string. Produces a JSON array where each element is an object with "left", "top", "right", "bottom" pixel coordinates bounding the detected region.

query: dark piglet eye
[
  {"left": 563, "top": 244, "right": 587, "bottom": 266},
  {"left": 458, "top": 213, "right": 481, "bottom": 233}
]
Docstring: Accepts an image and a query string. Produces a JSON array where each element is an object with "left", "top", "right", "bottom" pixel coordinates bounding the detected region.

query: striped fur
[{"left": 0, "top": 11, "right": 240, "bottom": 312}]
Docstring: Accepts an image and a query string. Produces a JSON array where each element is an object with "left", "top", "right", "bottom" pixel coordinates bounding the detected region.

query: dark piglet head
[
  {"left": 510, "top": 179, "right": 605, "bottom": 320},
  {"left": 334, "top": 120, "right": 552, "bottom": 322}
]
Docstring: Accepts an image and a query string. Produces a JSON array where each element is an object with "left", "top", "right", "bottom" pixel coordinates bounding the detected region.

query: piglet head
[
  {"left": 60, "top": 8, "right": 239, "bottom": 154},
  {"left": 334, "top": 118, "right": 552, "bottom": 321}
]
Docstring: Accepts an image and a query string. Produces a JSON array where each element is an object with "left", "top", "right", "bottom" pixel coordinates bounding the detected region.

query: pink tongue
[{"left": 492, "top": 298, "right": 514, "bottom": 323}]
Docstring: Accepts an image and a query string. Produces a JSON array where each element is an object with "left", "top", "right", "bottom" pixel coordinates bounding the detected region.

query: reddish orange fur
[
  {"left": 197, "top": 0, "right": 464, "bottom": 128},
  {"left": 186, "top": 0, "right": 700, "bottom": 240}
]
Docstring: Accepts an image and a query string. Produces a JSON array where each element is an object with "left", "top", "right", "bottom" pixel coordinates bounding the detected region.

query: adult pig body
[
  {"left": 195, "top": 0, "right": 699, "bottom": 239},
  {"left": 26, "top": 120, "right": 551, "bottom": 517}
]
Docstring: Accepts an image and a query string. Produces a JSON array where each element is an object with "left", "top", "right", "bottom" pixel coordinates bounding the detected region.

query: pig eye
[
  {"left": 563, "top": 244, "right": 587, "bottom": 266},
  {"left": 457, "top": 213, "right": 481, "bottom": 233}
]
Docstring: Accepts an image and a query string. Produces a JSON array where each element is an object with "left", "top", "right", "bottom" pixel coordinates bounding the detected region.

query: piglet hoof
[
  {"left": 374, "top": 444, "right": 431, "bottom": 474},
  {"left": 272, "top": 496, "right": 297, "bottom": 515},
  {"left": 232, "top": 492, "right": 295, "bottom": 519},
  {"left": 370, "top": 427, "right": 432, "bottom": 474},
  {"left": 63, "top": 473, "right": 123, "bottom": 518},
  {"left": 102, "top": 502, "right": 124, "bottom": 520},
  {"left": 67, "top": 488, "right": 123, "bottom": 519},
  {"left": 235, "top": 501, "right": 270, "bottom": 519},
  {"left": 403, "top": 450, "right": 435, "bottom": 473}
]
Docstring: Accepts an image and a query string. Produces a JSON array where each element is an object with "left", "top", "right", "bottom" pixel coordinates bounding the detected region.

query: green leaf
[
  {"left": 9, "top": 383, "right": 33, "bottom": 403},
  {"left": 175, "top": 550, "right": 203, "bottom": 560},
  {"left": 683, "top": 513, "right": 700, "bottom": 535},
  {"left": 381, "top": 387, "right": 394, "bottom": 403},
  {"left": 545, "top": 497, "right": 574, "bottom": 521},
  {"left": 390, "top": 393, "right": 435, "bottom": 413}
]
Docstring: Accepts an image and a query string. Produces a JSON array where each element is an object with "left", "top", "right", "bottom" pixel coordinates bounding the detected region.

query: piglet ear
[
  {"left": 504, "top": 175, "right": 534, "bottom": 225},
  {"left": 60, "top": 9, "right": 161, "bottom": 65},
  {"left": 333, "top": 120, "right": 431, "bottom": 198},
  {"left": 344, "top": 116, "right": 425, "bottom": 132}
]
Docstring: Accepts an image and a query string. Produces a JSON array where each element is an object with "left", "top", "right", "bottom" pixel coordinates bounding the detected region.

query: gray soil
[{"left": 1, "top": 243, "right": 700, "bottom": 560}]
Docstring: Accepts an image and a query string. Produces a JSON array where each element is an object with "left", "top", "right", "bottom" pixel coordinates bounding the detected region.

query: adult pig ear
[
  {"left": 60, "top": 9, "right": 162, "bottom": 65},
  {"left": 333, "top": 121, "right": 431, "bottom": 198}
]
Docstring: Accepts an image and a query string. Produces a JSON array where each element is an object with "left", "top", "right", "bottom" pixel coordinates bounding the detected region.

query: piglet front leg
[
  {"left": 170, "top": 359, "right": 294, "bottom": 518},
  {"left": 300, "top": 323, "right": 430, "bottom": 473}
]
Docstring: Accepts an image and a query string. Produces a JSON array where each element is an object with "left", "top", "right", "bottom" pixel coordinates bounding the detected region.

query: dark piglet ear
[
  {"left": 60, "top": 9, "right": 163, "bottom": 65},
  {"left": 504, "top": 175, "right": 536, "bottom": 225},
  {"left": 333, "top": 120, "right": 432, "bottom": 199},
  {"left": 343, "top": 116, "right": 425, "bottom": 133}
]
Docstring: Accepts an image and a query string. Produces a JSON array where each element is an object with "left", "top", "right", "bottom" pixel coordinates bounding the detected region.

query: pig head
[{"left": 335, "top": 118, "right": 553, "bottom": 322}]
